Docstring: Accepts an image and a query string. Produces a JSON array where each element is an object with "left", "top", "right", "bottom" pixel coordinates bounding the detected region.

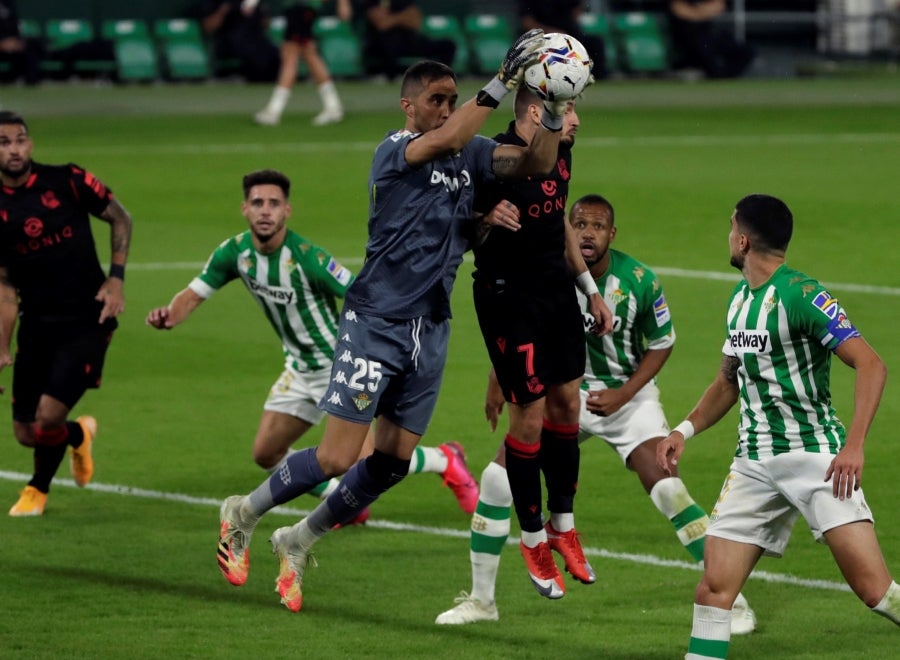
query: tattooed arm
[{"left": 94, "top": 198, "right": 133, "bottom": 323}]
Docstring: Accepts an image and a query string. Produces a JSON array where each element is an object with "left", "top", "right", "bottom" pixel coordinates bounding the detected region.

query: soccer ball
[{"left": 523, "top": 33, "right": 593, "bottom": 102}]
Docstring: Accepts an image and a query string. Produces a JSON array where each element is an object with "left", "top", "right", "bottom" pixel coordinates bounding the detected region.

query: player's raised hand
[{"left": 498, "top": 29, "right": 544, "bottom": 90}]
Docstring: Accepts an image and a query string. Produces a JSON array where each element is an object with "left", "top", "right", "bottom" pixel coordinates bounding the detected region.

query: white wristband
[
  {"left": 575, "top": 271, "right": 599, "bottom": 296},
  {"left": 673, "top": 420, "right": 695, "bottom": 441}
]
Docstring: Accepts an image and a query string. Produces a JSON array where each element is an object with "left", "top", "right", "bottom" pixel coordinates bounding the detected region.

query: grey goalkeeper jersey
[
  {"left": 189, "top": 229, "right": 353, "bottom": 373},
  {"left": 345, "top": 129, "right": 497, "bottom": 321}
]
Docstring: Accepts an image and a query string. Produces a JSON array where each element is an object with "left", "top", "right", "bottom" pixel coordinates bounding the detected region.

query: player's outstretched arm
[
  {"left": 146, "top": 288, "right": 205, "bottom": 330},
  {"left": 656, "top": 355, "right": 740, "bottom": 475},
  {"left": 406, "top": 30, "right": 545, "bottom": 166}
]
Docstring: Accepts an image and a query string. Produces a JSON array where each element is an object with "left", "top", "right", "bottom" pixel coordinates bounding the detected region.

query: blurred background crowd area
[{"left": 2, "top": 0, "right": 899, "bottom": 86}]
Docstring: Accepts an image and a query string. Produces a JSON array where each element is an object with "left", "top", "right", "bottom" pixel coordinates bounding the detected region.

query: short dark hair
[
  {"left": 571, "top": 193, "right": 615, "bottom": 226},
  {"left": 734, "top": 194, "right": 792, "bottom": 253},
  {"left": 242, "top": 169, "right": 291, "bottom": 199},
  {"left": 513, "top": 86, "right": 542, "bottom": 119},
  {"left": 0, "top": 111, "right": 28, "bottom": 132},
  {"left": 400, "top": 60, "right": 455, "bottom": 98}
]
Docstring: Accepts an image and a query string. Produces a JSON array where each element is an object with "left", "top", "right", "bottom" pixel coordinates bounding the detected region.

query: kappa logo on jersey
[
  {"left": 728, "top": 329, "right": 771, "bottom": 353},
  {"left": 342, "top": 333, "right": 351, "bottom": 342},
  {"left": 344, "top": 309, "right": 358, "bottom": 322},
  {"left": 41, "top": 190, "right": 60, "bottom": 209},
  {"left": 247, "top": 278, "right": 295, "bottom": 305},
  {"left": 653, "top": 295, "right": 670, "bottom": 327},
  {"left": 326, "top": 257, "right": 352, "bottom": 286},
  {"left": 338, "top": 350, "right": 353, "bottom": 363},
  {"left": 278, "top": 463, "right": 292, "bottom": 486},
  {"left": 333, "top": 370, "right": 348, "bottom": 385},
  {"left": 352, "top": 392, "right": 373, "bottom": 411},
  {"left": 812, "top": 291, "right": 840, "bottom": 319},
  {"left": 430, "top": 167, "right": 471, "bottom": 193},
  {"left": 340, "top": 484, "right": 360, "bottom": 509},
  {"left": 496, "top": 337, "right": 506, "bottom": 353},
  {"left": 327, "top": 391, "right": 343, "bottom": 406},
  {"left": 633, "top": 266, "right": 645, "bottom": 283}
]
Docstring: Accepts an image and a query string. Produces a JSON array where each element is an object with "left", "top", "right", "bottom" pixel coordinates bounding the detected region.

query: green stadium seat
[
  {"left": 44, "top": 18, "right": 116, "bottom": 77},
  {"left": 18, "top": 18, "right": 42, "bottom": 39},
  {"left": 613, "top": 12, "right": 669, "bottom": 74},
  {"left": 45, "top": 18, "right": 94, "bottom": 49},
  {"left": 102, "top": 20, "right": 159, "bottom": 82},
  {"left": 101, "top": 19, "right": 151, "bottom": 41},
  {"left": 313, "top": 16, "right": 363, "bottom": 78},
  {"left": 422, "top": 14, "right": 469, "bottom": 73},
  {"left": 153, "top": 18, "right": 211, "bottom": 80},
  {"left": 463, "top": 14, "right": 513, "bottom": 76},
  {"left": 578, "top": 12, "right": 619, "bottom": 74},
  {"left": 113, "top": 39, "right": 159, "bottom": 81}
]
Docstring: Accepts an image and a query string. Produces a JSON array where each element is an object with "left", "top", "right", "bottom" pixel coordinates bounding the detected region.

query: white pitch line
[
  {"left": 42, "top": 133, "right": 900, "bottom": 157},
  {"left": 126, "top": 260, "right": 900, "bottom": 297},
  {"left": 0, "top": 469, "right": 851, "bottom": 594}
]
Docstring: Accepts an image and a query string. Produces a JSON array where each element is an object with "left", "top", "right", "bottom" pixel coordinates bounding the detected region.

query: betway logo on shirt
[
  {"left": 728, "top": 329, "right": 771, "bottom": 354},
  {"left": 248, "top": 278, "right": 295, "bottom": 305}
]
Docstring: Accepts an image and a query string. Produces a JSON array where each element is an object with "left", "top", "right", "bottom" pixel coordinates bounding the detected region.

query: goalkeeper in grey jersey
[
  {"left": 657, "top": 194, "right": 899, "bottom": 659},
  {"left": 438, "top": 194, "right": 755, "bottom": 634},
  {"left": 145, "top": 171, "right": 479, "bottom": 559}
]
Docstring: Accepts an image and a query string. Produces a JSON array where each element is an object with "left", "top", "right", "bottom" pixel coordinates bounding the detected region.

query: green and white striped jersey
[
  {"left": 576, "top": 249, "right": 675, "bottom": 389},
  {"left": 723, "top": 263, "right": 861, "bottom": 459},
  {"left": 189, "top": 229, "right": 353, "bottom": 373}
]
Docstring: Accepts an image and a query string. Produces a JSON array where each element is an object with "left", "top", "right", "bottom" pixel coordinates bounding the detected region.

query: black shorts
[
  {"left": 284, "top": 4, "right": 318, "bottom": 44},
  {"left": 473, "top": 277, "right": 585, "bottom": 406},
  {"left": 12, "top": 319, "right": 115, "bottom": 422}
]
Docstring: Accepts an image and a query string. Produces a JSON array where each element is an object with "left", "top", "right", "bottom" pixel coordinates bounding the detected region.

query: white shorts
[
  {"left": 707, "top": 453, "right": 875, "bottom": 557},
  {"left": 577, "top": 382, "right": 670, "bottom": 464},
  {"left": 263, "top": 365, "right": 330, "bottom": 425}
]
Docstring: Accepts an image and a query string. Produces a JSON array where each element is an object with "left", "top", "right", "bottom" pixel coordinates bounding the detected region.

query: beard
[
  {"left": 0, "top": 157, "right": 31, "bottom": 180},
  {"left": 730, "top": 253, "right": 744, "bottom": 270}
]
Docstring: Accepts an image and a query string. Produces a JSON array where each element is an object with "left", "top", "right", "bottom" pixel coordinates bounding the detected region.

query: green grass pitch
[{"left": 1, "top": 76, "right": 898, "bottom": 658}]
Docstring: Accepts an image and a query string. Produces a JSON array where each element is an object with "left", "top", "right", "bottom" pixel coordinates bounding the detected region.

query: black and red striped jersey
[{"left": 0, "top": 162, "right": 113, "bottom": 323}]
